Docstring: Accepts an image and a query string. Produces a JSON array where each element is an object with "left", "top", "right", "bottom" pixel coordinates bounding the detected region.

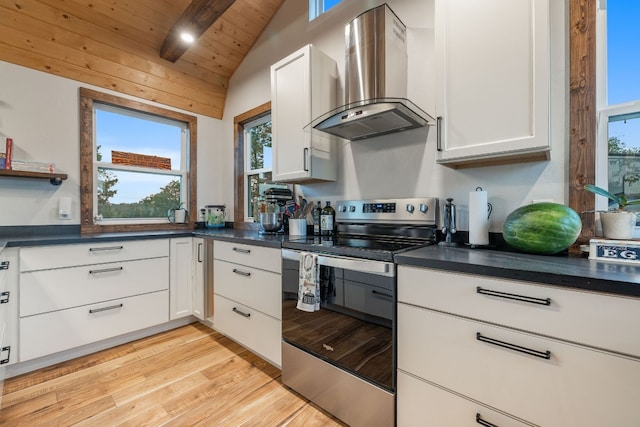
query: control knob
[
  {"left": 406, "top": 204, "right": 415, "bottom": 213},
  {"left": 419, "top": 203, "right": 429, "bottom": 213},
  {"left": 338, "top": 205, "right": 347, "bottom": 213}
]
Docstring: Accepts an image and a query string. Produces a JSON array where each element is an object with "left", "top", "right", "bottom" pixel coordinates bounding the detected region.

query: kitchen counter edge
[
  {"left": 395, "top": 245, "right": 640, "bottom": 298},
  {"left": 0, "top": 228, "right": 285, "bottom": 250}
]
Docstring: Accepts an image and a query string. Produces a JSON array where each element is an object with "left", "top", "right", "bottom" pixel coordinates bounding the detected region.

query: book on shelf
[
  {"left": 6, "top": 138, "right": 12, "bottom": 170},
  {"left": 0, "top": 137, "right": 14, "bottom": 170},
  {"left": 10, "top": 159, "right": 55, "bottom": 173}
]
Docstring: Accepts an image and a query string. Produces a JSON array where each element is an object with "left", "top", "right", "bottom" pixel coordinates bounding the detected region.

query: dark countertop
[
  {"left": 2, "top": 227, "right": 640, "bottom": 298},
  {"left": 0, "top": 227, "right": 287, "bottom": 251},
  {"left": 395, "top": 245, "right": 640, "bottom": 298},
  {"left": 193, "top": 228, "right": 286, "bottom": 248}
]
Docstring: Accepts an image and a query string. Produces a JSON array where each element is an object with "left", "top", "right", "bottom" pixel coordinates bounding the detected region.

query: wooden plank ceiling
[{"left": 0, "top": 0, "right": 285, "bottom": 119}]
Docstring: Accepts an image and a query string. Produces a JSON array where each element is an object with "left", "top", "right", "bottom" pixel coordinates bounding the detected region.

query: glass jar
[{"left": 205, "top": 205, "right": 226, "bottom": 228}]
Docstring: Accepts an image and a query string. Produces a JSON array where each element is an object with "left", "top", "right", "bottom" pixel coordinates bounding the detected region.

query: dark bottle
[
  {"left": 313, "top": 201, "right": 322, "bottom": 235},
  {"left": 320, "top": 201, "right": 335, "bottom": 236}
]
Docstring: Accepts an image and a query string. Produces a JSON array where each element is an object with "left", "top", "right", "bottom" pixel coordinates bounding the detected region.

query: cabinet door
[
  {"left": 192, "top": 238, "right": 205, "bottom": 320},
  {"left": 272, "top": 46, "right": 312, "bottom": 182},
  {"left": 271, "top": 45, "right": 337, "bottom": 183},
  {"left": 435, "top": 0, "right": 550, "bottom": 167},
  {"left": 169, "top": 237, "right": 193, "bottom": 320}
]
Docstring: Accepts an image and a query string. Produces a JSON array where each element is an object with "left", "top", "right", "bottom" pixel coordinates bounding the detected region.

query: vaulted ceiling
[{"left": 0, "top": 0, "right": 286, "bottom": 119}]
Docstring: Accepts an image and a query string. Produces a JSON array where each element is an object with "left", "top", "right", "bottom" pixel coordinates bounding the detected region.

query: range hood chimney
[{"left": 309, "top": 4, "right": 434, "bottom": 141}]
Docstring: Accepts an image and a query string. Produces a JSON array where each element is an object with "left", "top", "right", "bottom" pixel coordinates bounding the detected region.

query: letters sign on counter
[{"left": 589, "top": 239, "right": 640, "bottom": 263}]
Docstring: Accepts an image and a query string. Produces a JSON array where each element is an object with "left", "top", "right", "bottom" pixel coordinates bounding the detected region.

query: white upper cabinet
[
  {"left": 435, "top": 0, "right": 551, "bottom": 168},
  {"left": 271, "top": 44, "right": 338, "bottom": 183}
]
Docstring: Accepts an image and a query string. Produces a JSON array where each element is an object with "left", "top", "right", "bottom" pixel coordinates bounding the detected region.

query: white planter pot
[{"left": 599, "top": 211, "right": 636, "bottom": 240}]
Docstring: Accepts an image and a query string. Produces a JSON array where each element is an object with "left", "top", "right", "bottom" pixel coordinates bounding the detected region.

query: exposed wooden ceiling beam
[{"left": 160, "top": 0, "right": 236, "bottom": 63}]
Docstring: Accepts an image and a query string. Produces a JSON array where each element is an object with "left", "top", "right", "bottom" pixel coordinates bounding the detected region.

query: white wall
[
  {"left": 222, "top": 0, "right": 569, "bottom": 231},
  {"left": 0, "top": 0, "right": 568, "bottom": 232},
  {"left": 0, "top": 62, "right": 224, "bottom": 226}
]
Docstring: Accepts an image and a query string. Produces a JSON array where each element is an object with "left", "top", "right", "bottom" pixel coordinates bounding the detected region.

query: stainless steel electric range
[{"left": 281, "top": 197, "right": 438, "bottom": 427}]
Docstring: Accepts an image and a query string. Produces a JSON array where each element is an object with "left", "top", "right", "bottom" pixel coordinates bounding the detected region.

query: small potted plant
[
  {"left": 584, "top": 184, "right": 640, "bottom": 239},
  {"left": 168, "top": 202, "right": 188, "bottom": 224}
]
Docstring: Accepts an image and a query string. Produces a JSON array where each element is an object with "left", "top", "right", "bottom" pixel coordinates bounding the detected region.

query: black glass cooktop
[{"left": 282, "top": 235, "right": 433, "bottom": 262}]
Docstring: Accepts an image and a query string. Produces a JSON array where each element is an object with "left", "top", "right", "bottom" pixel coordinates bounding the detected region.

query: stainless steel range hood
[{"left": 308, "top": 4, "right": 434, "bottom": 141}]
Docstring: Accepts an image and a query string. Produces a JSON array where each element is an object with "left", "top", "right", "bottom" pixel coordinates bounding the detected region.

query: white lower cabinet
[
  {"left": 0, "top": 248, "right": 18, "bottom": 367},
  {"left": 21, "top": 291, "right": 168, "bottom": 361},
  {"left": 169, "top": 237, "right": 194, "bottom": 320},
  {"left": 397, "top": 372, "right": 532, "bottom": 427},
  {"left": 213, "top": 294, "right": 280, "bottom": 365},
  {"left": 397, "top": 266, "right": 640, "bottom": 427},
  {"left": 213, "top": 241, "right": 281, "bottom": 366},
  {"left": 192, "top": 237, "right": 205, "bottom": 320},
  {"left": 19, "top": 239, "right": 170, "bottom": 362}
]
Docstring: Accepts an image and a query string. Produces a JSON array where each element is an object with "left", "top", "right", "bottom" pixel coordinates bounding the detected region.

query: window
[
  {"left": 80, "top": 88, "right": 197, "bottom": 233},
  {"left": 309, "top": 0, "right": 343, "bottom": 21},
  {"left": 234, "top": 103, "right": 289, "bottom": 228},
  {"left": 244, "top": 115, "right": 286, "bottom": 221},
  {"left": 597, "top": 1, "right": 640, "bottom": 216}
]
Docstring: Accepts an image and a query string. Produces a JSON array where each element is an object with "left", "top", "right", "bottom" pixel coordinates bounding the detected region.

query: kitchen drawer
[
  {"left": 397, "top": 371, "right": 534, "bottom": 427},
  {"left": 20, "top": 290, "right": 169, "bottom": 361},
  {"left": 398, "top": 304, "right": 640, "bottom": 427},
  {"left": 213, "top": 294, "right": 281, "bottom": 366},
  {"left": 20, "top": 257, "right": 169, "bottom": 317},
  {"left": 0, "top": 248, "right": 19, "bottom": 366},
  {"left": 214, "top": 259, "right": 281, "bottom": 319},
  {"left": 20, "top": 239, "right": 169, "bottom": 272},
  {"left": 398, "top": 266, "right": 640, "bottom": 357},
  {"left": 214, "top": 241, "right": 281, "bottom": 274}
]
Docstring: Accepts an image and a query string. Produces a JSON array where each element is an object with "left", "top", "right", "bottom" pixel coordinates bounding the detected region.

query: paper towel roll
[{"left": 469, "top": 190, "right": 490, "bottom": 246}]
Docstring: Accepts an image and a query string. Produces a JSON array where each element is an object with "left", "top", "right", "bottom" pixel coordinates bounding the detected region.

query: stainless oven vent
[{"left": 309, "top": 4, "right": 434, "bottom": 141}]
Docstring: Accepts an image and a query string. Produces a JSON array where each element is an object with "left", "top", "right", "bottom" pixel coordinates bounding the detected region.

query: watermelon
[{"left": 502, "top": 203, "right": 582, "bottom": 255}]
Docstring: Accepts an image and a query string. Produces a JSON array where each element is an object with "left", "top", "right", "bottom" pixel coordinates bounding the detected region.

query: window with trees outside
[
  {"left": 597, "top": 1, "right": 640, "bottom": 222},
  {"left": 234, "top": 102, "right": 288, "bottom": 228},
  {"left": 80, "top": 88, "right": 197, "bottom": 233},
  {"left": 243, "top": 115, "right": 288, "bottom": 221}
]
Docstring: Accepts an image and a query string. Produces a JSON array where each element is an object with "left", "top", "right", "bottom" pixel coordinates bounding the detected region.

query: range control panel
[{"left": 335, "top": 197, "right": 438, "bottom": 225}]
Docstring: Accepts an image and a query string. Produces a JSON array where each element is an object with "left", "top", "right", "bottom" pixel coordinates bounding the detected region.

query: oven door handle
[{"left": 282, "top": 249, "right": 395, "bottom": 277}]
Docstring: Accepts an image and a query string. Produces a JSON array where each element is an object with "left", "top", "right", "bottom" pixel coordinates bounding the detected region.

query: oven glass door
[{"left": 281, "top": 249, "right": 396, "bottom": 392}]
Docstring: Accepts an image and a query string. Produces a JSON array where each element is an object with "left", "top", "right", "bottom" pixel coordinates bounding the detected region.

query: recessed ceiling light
[{"left": 180, "top": 32, "right": 195, "bottom": 43}]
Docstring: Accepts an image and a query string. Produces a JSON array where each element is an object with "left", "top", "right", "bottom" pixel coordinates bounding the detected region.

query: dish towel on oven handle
[{"left": 297, "top": 252, "right": 319, "bottom": 312}]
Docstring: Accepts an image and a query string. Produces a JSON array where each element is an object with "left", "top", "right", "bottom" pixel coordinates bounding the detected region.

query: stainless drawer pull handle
[
  {"left": 89, "top": 266, "right": 123, "bottom": 274},
  {"left": 0, "top": 346, "right": 11, "bottom": 365},
  {"left": 232, "top": 307, "right": 251, "bottom": 318},
  {"left": 476, "top": 286, "right": 551, "bottom": 306},
  {"left": 476, "top": 413, "right": 499, "bottom": 427},
  {"left": 371, "top": 289, "right": 393, "bottom": 299},
  {"left": 232, "top": 247, "right": 251, "bottom": 254},
  {"left": 476, "top": 332, "right": 551, "bottom": 360},
  {"left": 198, "top": 242, "right": 203, "bottom": 262},
  {"left": 89, "top": 246, "right": 124, "bottom": 252},
  {"left": 0, "top": 291, "right": 9, "bottom": 304},
  {"left": 89, "top": 303, "right": 123, "bottom": 314},
  {"left": 232, "top": 268, "right": 251, "bottom": 277}
]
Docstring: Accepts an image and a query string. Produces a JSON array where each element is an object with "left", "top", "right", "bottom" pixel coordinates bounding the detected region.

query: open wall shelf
[{"left": 0, "top": 169, "right": 68, "bottom": 185}]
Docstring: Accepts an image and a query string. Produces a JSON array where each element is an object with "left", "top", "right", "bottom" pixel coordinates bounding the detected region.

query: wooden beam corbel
[{"left": 160, "top": 0, "right": 236, "bottom": 63}]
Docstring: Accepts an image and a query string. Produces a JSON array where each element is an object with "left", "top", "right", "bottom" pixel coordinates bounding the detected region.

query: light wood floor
[{"left": 0, "top": 323, "right": 347, "bottom": 426}]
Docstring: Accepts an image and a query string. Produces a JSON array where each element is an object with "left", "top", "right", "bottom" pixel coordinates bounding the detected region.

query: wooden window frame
[
  {"left": 79, "top": 87, "right": 197, "bottom": 234},
  {"left": 569, "top": 0, "right": 597, "bottom": 240},
  {"left": 233, "top": 102, "right": 271, "bottom": 230}
]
